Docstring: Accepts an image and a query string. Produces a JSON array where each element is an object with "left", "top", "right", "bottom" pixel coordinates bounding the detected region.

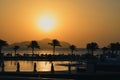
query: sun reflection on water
[
  {"left": 37, "top": 62, "right": 51, "bottom": 71},
  {"left": 3, "top": 61, "right": 76, "bottom": 72}
]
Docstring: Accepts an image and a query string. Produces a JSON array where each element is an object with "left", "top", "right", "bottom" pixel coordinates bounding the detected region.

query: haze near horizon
[{"left": 0, "top": 0, "right": 120, "bottom": 47}]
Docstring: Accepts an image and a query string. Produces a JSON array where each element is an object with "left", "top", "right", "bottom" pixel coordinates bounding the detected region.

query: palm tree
[
  {"left": 69, "top": 45, "right": 76, "bottom": 63},
  {"left": 0, "top": 39, "right": 8, "bottom": 53},
  {"left": 28, "top": 41, "right": 40, "bottom": 55},
  {"left": 109, "top": 43, "right": 116, "bottom": 54},
  {"left": 0, "top": 39, "right": 8, "bottom": 55},
  {"left": 109, "top": 42, "right": 120, "bottom": 55},
  {"left": 86, "top": 43, "right": 91, "bottom": 53},
  {"left": 118, "top": 43, "right": 120, "bottom": 54},
  {"left": 48, "top": 39, "right": 61, "bottom": 54},
  {"left": 115, "top": 42, "right": 120, "bottom": 54},
  {"left": 102, "top": 47, "right": 108, "bottom": 54},
  {"left": 69, "top": 45, "right": 76, "bottom": 54},
  {"left": 13, "top": 46, "right": 20, "bottom": 56},
  {"left": 86, "top": 42, "right": 98, "bottom": 55}
]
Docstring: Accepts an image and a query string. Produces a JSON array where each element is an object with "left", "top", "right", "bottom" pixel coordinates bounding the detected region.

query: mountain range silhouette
[{"left": 3, "top": 38, "right": 70, "bottom": 50}]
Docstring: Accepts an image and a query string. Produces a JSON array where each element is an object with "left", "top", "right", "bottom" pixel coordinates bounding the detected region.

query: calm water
[{"left": 0, "top": 61, "right": 77, "bottom": 72}]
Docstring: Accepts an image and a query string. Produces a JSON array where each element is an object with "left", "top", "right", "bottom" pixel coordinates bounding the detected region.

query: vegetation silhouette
[
  {"left": 48, "top": 39, "right": 61, "bottom": 54},
  {"left": 0, "top": 39, "right": 8, "bottom": 54},
  {"left": 13, "top": 45, "right": 20, "bottom": 56},
  {"left": 0, "top": 39, "right": 119, "bottom": 62},
  {"left": 102, "top": 47, "right": 108, "bottom": 54},
  {"left": 0, "top": 39, "right": 8, "bottom": 61},
  {"left": 86, "top": 42, "right": 99, "bottom": 55},
  {"left": 109, "top": 42, "right": 120, "bottom": 54},
  {"left": 69, "top": 45, "right": 76, "bottom": 55},
  {"left": 28, "top": 41, "right": 40, "bottom": 55}
]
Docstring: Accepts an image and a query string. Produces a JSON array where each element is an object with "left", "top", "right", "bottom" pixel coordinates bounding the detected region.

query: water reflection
[
  {"left": 3, "top": 61, "right": 76, "bottom": 72},
  {"left": 37, "top": 61, "right": 51, "bottom": 71}
]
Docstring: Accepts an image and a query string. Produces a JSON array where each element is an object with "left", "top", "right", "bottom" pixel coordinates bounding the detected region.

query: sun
[{"left": 37, "top": 15, "right": 56, "bottom": 32}]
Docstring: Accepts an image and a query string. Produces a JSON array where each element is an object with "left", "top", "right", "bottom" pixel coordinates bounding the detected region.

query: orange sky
[{"left": 0, "top": 0, "right": 120, "bottom": 48}]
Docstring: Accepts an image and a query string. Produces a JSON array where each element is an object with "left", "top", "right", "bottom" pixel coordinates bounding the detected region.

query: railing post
[
  {"left": 2, "top": 62, "right": 4, "bottom": 72},
  {"left": 16, "top": 62, "right": 20, "bottom": 72},
  {"left": 34, "top": 63, "right": 37, "bottom": 72},
  {"left": 68, "top": 63, "right": 71, "bottom": 74},
  {"left": 51, "top": 63, "right": 54, "bottom": 73}
]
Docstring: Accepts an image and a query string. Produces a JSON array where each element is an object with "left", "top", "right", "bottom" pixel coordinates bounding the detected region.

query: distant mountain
[{"left": 3, "top": 38, "right": 71, "bottom": 50}]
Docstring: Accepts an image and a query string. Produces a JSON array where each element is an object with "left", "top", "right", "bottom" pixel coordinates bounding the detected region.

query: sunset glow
[
  {"left": 37, "top": 15, "right": 56, "bottom": 32},
  {"left": 0, "top": 0, "right": 120, "bottom": 47}
]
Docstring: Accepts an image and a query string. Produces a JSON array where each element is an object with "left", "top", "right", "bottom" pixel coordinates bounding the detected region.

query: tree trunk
[
  {"left": 32, "top": 48, "right": 34, "bottom": 55},
  {"left": 53, "top": 46, "right": 55, "bottom": 55},
  {"left": 71, "top": 50, "right": 73, "bottom": 54},
  {"left": 71, "top": 50, "right": 73, "bottom": 62}
]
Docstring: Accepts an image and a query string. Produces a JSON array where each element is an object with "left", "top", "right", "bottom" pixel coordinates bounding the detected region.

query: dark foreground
[{"left": 0, "top": 72, "right": 120, "bottom": 80}]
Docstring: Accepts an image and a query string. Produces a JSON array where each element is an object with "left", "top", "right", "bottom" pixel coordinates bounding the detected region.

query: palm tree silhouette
[
  {"left": 109, "top": 43, "right": 116, "bottom": 54},
  {"left": 48, "top": 39, "right": 61, "bottom": 54},
  {"left": 0, "top": 39, "right": 8, "bottom": 53},
  {"left": 116, "top": 42, "right": 120, "bottom": 54},
  {"left": 0, "top": 39, "right": 8, "bottom": 57},
  {"left": 69, "top": 45, "right": 76, "bottom": 63},
  {"left": 109, "top": 42, "right": 120, "bottom": 54},
  {"left": 69, "top": 45, "right": 76, "bottom": 54},
  {"left": 13, "top": 46, "right": 20, "bottom": 56},
  {"left": 28, "top": 41, "right": 40, "bottom": 55},
  {"left": 86, "top": 42, "right": 98, "bottom": 55},
  {"left": 102, "top": 47, "right": 108, "bottom": 54}
]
